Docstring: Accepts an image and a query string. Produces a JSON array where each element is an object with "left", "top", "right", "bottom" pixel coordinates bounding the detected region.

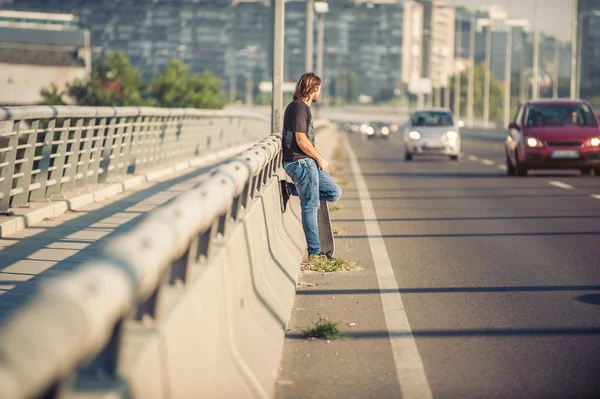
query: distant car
[
  {"left": 505, "top": 99, "right": 600, "bottom": 176},
  {"left": 403, "top": 108, "right": 462, "bottom": 161},
  {"left": 366, "top": 122, "right": 391, "bottom": 139}
]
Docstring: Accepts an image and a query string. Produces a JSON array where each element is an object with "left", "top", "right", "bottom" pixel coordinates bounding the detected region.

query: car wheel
[
  {"left": 506, "top": 152, "right": 516, "bottom": 176},
  {"left": 449, "top": 155, "right": 459, "bottom": 161},
  {"left": 515, "top": 151, "right": 528, "bottom": 176},
  {"left": 405, "top": 152, "right": 413, "bottom": 161},
  {"left": 581, "top": 168, "right": 593, "bottom": 176}
]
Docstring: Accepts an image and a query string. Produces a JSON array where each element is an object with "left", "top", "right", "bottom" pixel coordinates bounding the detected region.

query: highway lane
[{"left": 344, "top": 131, "right": 600, "bottom": 397}]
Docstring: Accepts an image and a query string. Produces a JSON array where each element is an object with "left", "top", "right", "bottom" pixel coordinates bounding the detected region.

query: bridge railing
[
  {"left": 0, "top": 106, "right": 269, "bottom": 214},
  {"left": 0, "top": 131, "right": 291, "bottom": 399},
  {"left": 0, "top": 106, "right": 336, "bottom": 398}
]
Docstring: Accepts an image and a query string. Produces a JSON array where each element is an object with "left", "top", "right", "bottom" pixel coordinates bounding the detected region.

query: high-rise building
[
  {"left": 577, "top": 0, "right": 600, "bottom": 101},
  {"left": 429, "top": 1, "right": 455, "bottom": 91},
  {"left": 473, "top": 6, "right": 529, "bottom": 82},
  {"left": 402, "top": 1, "right": 424, "bottom": 86},
  {"left": 2, "top": 0, "right": 424, "bottom": 102}
]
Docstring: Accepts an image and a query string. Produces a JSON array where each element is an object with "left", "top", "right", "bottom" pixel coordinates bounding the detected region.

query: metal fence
[
  {"left": 0, "top": 106, "right": 269, "bottom": 214},
  {"left": 0, "top": 127, "right": 286, "bottom": 399}
]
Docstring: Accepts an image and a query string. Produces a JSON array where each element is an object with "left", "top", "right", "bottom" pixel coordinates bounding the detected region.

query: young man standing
[{"left": 280, "top": 72, "right": 342, "bottom": 259}]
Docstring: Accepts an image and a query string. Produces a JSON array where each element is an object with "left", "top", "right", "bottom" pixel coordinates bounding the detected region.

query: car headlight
[
  {"left": 408, "top": 131, "right": 421, "bottom": 140},
  {"left": 589, "top": 137, "right": 600, "bottom": 147},
  {"left": 525, "top": 137, "right": 544, "bottom": 148},
  {"left": 445, "top": 130, "right": 459, "bottom": 140},
  {"left": 366, "top": 127, "right": 374, "bottom": 135},
  {"left": 381, "top": 127, "right": 389, "bottom": 135}
]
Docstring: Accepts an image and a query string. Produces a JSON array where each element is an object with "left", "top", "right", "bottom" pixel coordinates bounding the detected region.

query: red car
[{"left": 505, "top": 99, "right": 600, "bottom": 176}]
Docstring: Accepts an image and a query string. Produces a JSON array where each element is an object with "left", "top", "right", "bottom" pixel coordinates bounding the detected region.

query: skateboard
[{"left": 317, "top": 200, "right": 335, "bottom": 257}]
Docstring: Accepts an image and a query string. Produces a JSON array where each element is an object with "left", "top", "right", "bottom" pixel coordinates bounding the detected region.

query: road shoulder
[{"left": 275, "top": 131, "right": 401, "bottom": 399}]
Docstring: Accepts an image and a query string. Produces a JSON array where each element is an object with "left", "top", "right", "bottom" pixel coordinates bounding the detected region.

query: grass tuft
[
  {"left": 332, "top": 147, "right": 344, "bottom": 161},
  {"left": 332, "top": 226, "right": 347, "bottom": 235},
  {"left": 329, "top": 204, "right": 344, "bottom": 212},
  {"left": 303, "top": 318, "right": 342, "bottom": 340},
  {"left": 302, "top": 254, "right": 356, "bottom": 272}
]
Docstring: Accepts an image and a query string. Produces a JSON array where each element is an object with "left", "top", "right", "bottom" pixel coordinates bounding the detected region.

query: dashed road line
[
  {"left": 497, "top": 165, "right": 508, "bottom": 170},
  {"left": 481, "top": 159, "right": 495, "bottom": 166},
  {"left": 467, "top": 155, "right": 478, "bottom": 161},
  {"left": 549, "top": 181, "right": 575, "bottom": 190},
  {"left": 592, "top": 194, "right": 600, "bottom": 200}
]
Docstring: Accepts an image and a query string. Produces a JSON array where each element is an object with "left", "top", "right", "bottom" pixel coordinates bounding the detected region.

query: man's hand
[
  {"left": 317, "top": 157, "right": 329, "bottom": 172},
  {"left": 295, "top": 132, "right": 328, "bottom": 172}
]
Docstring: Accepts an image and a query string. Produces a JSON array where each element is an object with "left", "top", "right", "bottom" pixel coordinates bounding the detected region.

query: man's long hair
[{"left": 293, "top": 72, "right": 322, "bottom": 101}]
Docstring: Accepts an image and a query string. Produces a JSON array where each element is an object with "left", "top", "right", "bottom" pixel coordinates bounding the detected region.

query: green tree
[
  {"left": 330, "top": 72, "right": 359, "bottom": 104},
  {"left": 150, "top": 58, "right": 226, "bottom": 109},
  {"left": 449, "top": 62, "right": 504, "bottom": 122},
  {"left": 69, "top": 50, "right": 146, "bottom": 106},
  {"left": 40, "top": 83, "right": 67, "bottom": 105},
  {"left": 40, "top": 50, "right": 146, "bottom": 106}
]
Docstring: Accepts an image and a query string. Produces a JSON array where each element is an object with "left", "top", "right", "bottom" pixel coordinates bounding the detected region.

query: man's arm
[{"left": 295, "top": 132, "right": 329, "bottom": 172}]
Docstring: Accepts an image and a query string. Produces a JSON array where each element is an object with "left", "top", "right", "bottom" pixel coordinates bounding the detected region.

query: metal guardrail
[
  {"left": 0, "top": 106, "right": 269, "bottom": 214},
  {"left": 0, "top": 128, "right": 285, "bottom": 399}
]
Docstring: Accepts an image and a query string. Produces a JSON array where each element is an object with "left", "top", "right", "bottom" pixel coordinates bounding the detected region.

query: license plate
[{"left": 551, "top": 150, "right": 579, "bottom": 159}]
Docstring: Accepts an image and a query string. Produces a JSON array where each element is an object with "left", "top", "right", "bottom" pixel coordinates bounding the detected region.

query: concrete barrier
[{"left": 0, "top": 124, "right": 320, "bottom": 398}]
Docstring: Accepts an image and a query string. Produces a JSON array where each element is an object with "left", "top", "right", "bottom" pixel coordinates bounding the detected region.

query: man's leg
[
  {"left": 318, "top": 169, "right": 342, "bottom": 202},
  {"left": 284, "top": 159, "right": 321, "bottom": 255}
]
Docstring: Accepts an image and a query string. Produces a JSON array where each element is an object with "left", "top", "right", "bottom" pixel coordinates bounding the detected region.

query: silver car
[{"left": 403, "top": 108, "right": 463, "bottom": 161}]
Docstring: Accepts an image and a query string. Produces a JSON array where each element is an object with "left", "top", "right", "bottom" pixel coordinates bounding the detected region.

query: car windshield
[
  {"left": 524, "top": 104, "right": 598, "bottom": 127},
  {"left": 412, "top": 111, "right": 454, "bottom": 127}
]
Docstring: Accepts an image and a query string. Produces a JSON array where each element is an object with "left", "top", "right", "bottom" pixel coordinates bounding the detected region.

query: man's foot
[{"left": 280, "top": 180, "right": 290, "bottom": 213}]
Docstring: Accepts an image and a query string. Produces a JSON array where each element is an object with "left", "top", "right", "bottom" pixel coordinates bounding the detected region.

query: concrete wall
[{"left": 0, "top": 63, "right": 88, "bottom": 105}]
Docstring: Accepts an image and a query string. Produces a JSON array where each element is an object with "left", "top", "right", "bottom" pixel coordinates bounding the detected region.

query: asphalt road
[
  {"left": 277, "top": 129, "right": 600, "bottom": 398},
  {"left": 354, "top": 130, "right": 600, "bottom": 397}
]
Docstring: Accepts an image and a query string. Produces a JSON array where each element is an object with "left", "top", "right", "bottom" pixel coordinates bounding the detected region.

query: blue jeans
[{"left": 284, "top": 158, "right": 342, "bottom": 255}]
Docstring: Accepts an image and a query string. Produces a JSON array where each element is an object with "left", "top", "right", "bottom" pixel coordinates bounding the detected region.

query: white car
[{"left": 403, "top": 108, "right": 463, "bottom": 161}]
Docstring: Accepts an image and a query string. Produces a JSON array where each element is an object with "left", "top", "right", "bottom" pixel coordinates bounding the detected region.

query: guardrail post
[
  {"left": 0, "top": 120, "right": 17, "bottom": 214},
  {"left": 47, "top": 118, "right": 71, "bottom": 197},
  {"left": 123, "top": 115, "right": 143, "bottom": 174},
  {"left": 61, "top": 118, "right": 85, "bottom": 193},
  {"left": 11, "top": 120, "right": 38, "bottom": 207},
  {"left": 88, "top": 117, "right": 105, "bottom": 186},
  {"left": 29, "top": 119, "right": 56, "bottom": 201},
  {"left": 74, "top": 320, "right": 126, "bottom": 393},
  {"left": 105, "top": 116, "right": 128, "bottom": 180},
  {"left": 98, "top": 117, "right": 117, "bottom": 183},
  {"left": 75, "top": 118, "right": 96, "bottom": 188}
]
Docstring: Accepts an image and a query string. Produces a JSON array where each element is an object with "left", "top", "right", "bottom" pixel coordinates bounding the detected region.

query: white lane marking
[
  {"left": 549, "top": 181, "right": 575, "bottom": 190},
  {"left": 498, "top": 165, "right": 508, "bottom": 170},
  {"left": 344, "top": 140, "right": 433, "bottom": 399},
  {"left": 467, "top": 155, "right": 478, "bottom": 161},
  {"left": 481, "top": 159, "right": 495, "bottom": 165},
  {"left": 592, "top": 194, "right": 600, "bottom": 200}
]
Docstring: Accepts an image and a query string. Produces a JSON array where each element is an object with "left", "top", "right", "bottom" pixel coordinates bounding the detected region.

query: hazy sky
[{"left": 455, "top": 0, "right": 574, "bottom": 41}]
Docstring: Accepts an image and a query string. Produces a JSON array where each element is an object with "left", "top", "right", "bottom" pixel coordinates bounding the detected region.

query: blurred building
[
  {"left": 402, "top": 1, "right": 424, "bottom": 86},
  {"left": 429, "top": 1, "right": 455, "bottom": 91},
  {"left": 4, "top": 0, "right": 428, "bottom": 102},
  {"left": 473, "top": 6, "right": 529, "bottom": 82},
  {"left": 0, "top": 10, "right": 91, "bottom": 105},
  {"left": 577, "top": 0, "right": 600, "bottom": 101}
]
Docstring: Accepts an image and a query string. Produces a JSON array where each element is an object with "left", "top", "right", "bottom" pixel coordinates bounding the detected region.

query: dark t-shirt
[{"left": 282, "top": 98, "right": 315, "bottom": 163}]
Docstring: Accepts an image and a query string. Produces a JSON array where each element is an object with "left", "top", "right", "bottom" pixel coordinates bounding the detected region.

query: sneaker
[{"left": 280, "top": 180, "right": 290, "bottom": 213}]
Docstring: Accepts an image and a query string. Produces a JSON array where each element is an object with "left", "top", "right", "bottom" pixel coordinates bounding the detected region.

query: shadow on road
[{"left": 0, "top": 163, "right": 218, "bottom": 326}]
